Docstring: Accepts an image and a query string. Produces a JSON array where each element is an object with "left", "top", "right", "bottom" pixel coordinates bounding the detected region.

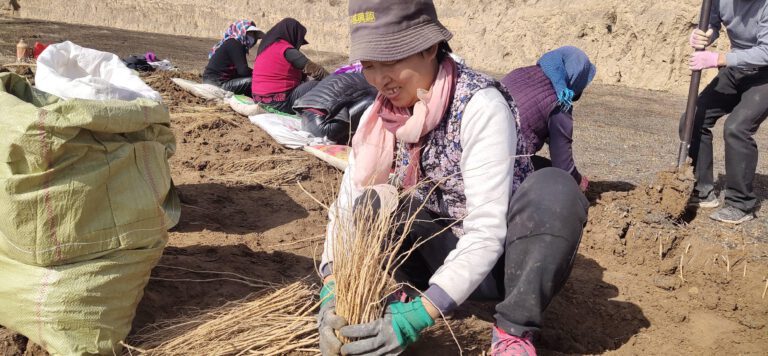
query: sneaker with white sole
[
  {"left": 688, "top": 191, "right": 720, "bottom": 208},
  {"left": 491, "top": 326, "right": 536, "bottom": 356},
  {"left": 709, "top": 205, "right": 754, "bottom": 224}
]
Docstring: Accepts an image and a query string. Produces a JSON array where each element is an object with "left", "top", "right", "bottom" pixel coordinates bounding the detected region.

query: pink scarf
[{"left": 351, "top": 58, "right": 457, "bottom": 189}]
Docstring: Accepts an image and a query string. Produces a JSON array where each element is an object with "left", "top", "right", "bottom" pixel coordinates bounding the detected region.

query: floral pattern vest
[{"left": 394, "top": 63, "right": 534, "bottom": 236}]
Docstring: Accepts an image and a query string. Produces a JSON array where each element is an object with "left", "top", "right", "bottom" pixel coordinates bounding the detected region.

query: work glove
[
  {"left": 318, "top": 281, "right": 347, "bottom": 356},
  {"left": 304, "top": 60, "right": 330, "bottom": 81},
  {"left": 689, "top": 51, "right": 720, "bottom": 71},
  {"left": 339, "top": 297, "right": 435, "bottom": 356},
  {"left": 689, "top": 28, "right": 714, "bottom": 50}
]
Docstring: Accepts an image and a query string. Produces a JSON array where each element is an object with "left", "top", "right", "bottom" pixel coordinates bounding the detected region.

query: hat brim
[{"left": 349, "top": 21, "right": 453, "bottom": 63}]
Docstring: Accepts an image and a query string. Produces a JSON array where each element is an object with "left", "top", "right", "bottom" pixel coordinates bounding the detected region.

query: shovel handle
[{"left": 677, "top": 0, "right": 715, "bottom": 169}]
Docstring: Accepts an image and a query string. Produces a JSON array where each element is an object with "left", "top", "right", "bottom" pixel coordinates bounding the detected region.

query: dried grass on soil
[
  {"left": 206, "top": 153, "right": 313, "bottom": 187},
  {"left": 131, "top": 281, "right": 319, "bottom": 356}
]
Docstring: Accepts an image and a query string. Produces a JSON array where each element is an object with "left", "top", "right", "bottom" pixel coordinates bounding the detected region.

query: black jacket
[{"left": 203, "top": 38, "right": 251, "bottom": 84}]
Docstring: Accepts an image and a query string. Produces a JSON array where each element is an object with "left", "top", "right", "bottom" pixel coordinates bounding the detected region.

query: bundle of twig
[
  {"left": 330, "top": 185, "right": 446, "bottom": 329},
  {"left": 131, "top": 281, "right": 319, "bottom": 356}
]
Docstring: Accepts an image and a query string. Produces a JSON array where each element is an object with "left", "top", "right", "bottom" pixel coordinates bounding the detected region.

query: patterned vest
[{"left": 394, "top": 63, "right": 533, "bottom": 235}]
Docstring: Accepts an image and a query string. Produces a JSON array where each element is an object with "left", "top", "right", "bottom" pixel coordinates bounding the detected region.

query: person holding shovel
[
  {"left": 203, "top": 20, "right": 265, "bottom": 96},
  {"left": 683, "top": 0, "right": 768, "bottom": 224},
  {"left": 316, "top": 1, "right": 588, "bottom": 355},
  {"left": 500, "top": 46, "right": 596, "bottom": 191}
]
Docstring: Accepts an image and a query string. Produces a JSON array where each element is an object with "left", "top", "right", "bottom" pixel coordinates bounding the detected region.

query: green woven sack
[{"left": 0, "top": 73, "right": 179, "bottom": 355}]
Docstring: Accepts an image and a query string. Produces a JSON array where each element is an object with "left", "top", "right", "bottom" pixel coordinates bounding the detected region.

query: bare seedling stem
[{"left": 763, "top": 276, "right": 768, "bottom": 300}]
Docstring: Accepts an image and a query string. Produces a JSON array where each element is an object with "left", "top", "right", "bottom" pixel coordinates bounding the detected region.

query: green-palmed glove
[
  {"left": 318, "top": 281, "right": 347, "bottom": 356},
  {"left": 320, "top": 280, "right": 336, "bottom": 308},
  {"left": 339, "top": 297, "right": 435, "bottom": 355}
]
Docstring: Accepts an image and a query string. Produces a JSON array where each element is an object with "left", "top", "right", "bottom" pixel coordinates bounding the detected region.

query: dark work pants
[
  {"left": 203, "top": 76, "right": 253, "bottom": 97},
  {"left": 680, "top": 67, "right": 768, "bottom": 212},
  {"left": 357, "top": 168, "right": 588, "bottom": 336},
  {"left": 262, "top": 80, "right": 320, "bottom": 115},
  {"left": 220, "top": 77, "right": 253, "bottom": 97}
]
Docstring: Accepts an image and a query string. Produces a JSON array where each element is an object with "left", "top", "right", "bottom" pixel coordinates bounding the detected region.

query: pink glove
[
  {"left": 689, "top": 29, "right": 713, "bottom": 50},
  {"left": 689, "top": 51, "right": 720, "bottom": 70},
  {"left": 579, "top": 175, "right": 589, "bottom": 192}
]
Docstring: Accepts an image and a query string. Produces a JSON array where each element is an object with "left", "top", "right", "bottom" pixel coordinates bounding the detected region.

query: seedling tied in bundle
[
  {"left": 328, "top": 184, "right": 457, "bottom": 342},
  {"left": 130, "top": 281, "right": 319, "bottom": 356}
]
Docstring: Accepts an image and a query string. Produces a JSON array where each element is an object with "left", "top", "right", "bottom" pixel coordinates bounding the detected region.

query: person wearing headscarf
[
  {"left": 501, "top": 46, "right": 597, "bottom": 191},
  {"left": 202, "top": 20, "right": 264, "bottom": 96},
  {"left": 683, "top": 0, "right": 768, "bottom": 224},
  {"left": 315, "top": 1, "right": 588, "bottom": 355},
  {"left": 251, "top": 18, "right": 329, "bottom": 114}
]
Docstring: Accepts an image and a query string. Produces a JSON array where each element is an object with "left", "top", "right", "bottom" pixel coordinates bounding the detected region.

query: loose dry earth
[{"left": 1, "top": 17, "right": 767, "bottom": 356}]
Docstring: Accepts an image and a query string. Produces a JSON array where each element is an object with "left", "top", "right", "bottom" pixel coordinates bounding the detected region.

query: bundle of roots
[
  {"left": 131, "top": 281, "right": 319, "bottom": 356},
  {"left": 329, "top": 184, "right": 450, "bottom": 331}
]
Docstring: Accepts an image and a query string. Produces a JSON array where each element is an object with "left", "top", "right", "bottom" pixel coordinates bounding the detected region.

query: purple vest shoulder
[{"left": 500, "top": 65, "right": 559, "bottom": 154}]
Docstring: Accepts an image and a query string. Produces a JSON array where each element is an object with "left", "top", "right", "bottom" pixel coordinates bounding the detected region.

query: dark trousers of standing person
[
  {"left": 681, "top": 67, "right": 768, "bottom": 212},
  {"left": 203, "top": 76, "right": 253, "bottom": 97},
  {"left": 259, "top": 80, "right": 320, "bottom": 115},
  {"left": 356, "top": 168, "right": 588, "bottom": 337}
]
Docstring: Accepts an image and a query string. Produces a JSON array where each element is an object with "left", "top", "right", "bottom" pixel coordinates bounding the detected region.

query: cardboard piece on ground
[{"left": 303, "top": 144, "right": 350, "bottom": 170}]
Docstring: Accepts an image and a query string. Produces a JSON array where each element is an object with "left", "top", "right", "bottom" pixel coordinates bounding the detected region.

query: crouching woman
[{"left": 316, "top": 1, "right": 589, "bottom": 355}]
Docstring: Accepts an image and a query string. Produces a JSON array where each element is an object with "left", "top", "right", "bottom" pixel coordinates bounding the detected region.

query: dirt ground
[{"left": 1, "top": 17, "right": 767, "bottom": 356}]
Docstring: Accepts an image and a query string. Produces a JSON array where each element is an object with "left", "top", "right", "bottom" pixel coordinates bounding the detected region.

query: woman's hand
[
  {"left": 304, "top": 60, "right": 330, "bottom": 81},
  {"left": 339, "top": 297, "right": 435, "bottom": 355}
]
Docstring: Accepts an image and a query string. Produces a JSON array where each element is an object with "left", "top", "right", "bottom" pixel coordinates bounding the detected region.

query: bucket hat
[{"left": 349, "top": 0, "right": 453, "bottom": 62}]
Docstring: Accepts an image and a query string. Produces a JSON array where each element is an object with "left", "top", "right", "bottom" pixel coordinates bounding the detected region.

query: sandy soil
[
  {"left": 1, "top": 16, "right": 767, "bottom": 356},
  {"left": 9, "top": 0, "right": 725, "bottom": 94}
]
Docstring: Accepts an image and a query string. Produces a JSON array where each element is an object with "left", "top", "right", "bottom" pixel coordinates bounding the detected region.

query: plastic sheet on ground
[
  {"left": 35, "top": 41, "right": 162, "bottom": 102},
  {"left": 248, "top": 113, "right": 332, "bottom": 149},
  {"left": 171, "top": 77, "right": 232, "bottom": 101},
  {"left": 229, "top": 94, "right": 263, "bottom": 116}
]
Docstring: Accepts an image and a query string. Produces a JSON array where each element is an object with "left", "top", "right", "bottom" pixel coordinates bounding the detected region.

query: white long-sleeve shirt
[{"left": 320, "top": 87, "right": 517, "bottom": 312}]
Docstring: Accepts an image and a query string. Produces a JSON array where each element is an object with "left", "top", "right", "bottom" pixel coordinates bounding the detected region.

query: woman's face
[{"left": 361, "top": 45, "right": 439, "bottom": 108}]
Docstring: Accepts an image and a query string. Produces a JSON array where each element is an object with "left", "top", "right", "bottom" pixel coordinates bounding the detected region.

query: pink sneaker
[{"left": 491, "top": 326, "right": 536, "bottom": 356}]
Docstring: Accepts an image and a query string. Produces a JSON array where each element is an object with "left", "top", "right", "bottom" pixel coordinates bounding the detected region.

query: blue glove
[{"left": 339, "top": 297, "right": 435, "bottom": 355}]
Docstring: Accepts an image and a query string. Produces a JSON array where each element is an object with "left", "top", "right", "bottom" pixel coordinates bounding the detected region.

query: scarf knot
[{"left": 536, "top": 46, "right": 596, "bottom": 111}]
